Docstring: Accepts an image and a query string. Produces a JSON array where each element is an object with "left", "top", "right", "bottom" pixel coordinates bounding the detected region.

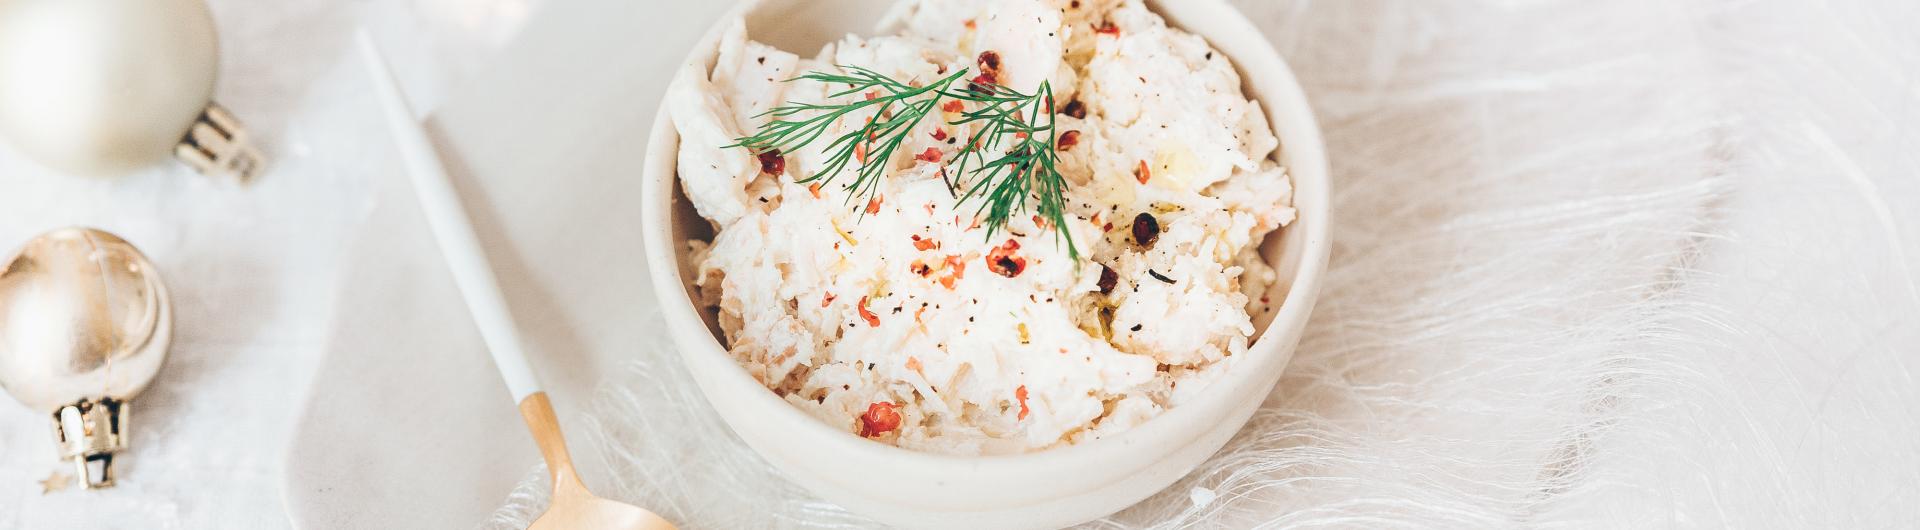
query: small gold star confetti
[{"left": 39, "top": 471, "right": 72, "bottom": 494}]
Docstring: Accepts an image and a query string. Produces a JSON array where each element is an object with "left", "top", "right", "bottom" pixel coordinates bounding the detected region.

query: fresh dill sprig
[
  {"left": 731, "top": 65, "right": 1080, "bottom": 259},
  {"left": 729, "top": 66, "right": 968, "bottom": 211},
  {"left": 947, "top": 81, "right": 1077, "bottom": 259}
]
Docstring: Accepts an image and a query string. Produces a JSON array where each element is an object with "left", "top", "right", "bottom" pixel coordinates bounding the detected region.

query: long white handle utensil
[
  {"left": 356, "top": 30, "right": 674, "bottom": 530},
  {"left": 357, "top": 33, "right": 540, "bottom": 402}
]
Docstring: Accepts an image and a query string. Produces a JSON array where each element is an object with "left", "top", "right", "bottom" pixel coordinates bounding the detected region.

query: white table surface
[
  {"left": 0, "top": 1, "right": 540, "bottom": 527},
  {"left": 4, "top": 0, "right": 1918, "bottom": 528}
]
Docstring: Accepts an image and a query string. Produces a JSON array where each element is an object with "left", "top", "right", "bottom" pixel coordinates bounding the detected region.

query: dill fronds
[{"left": 731, "top": 65, "right": 1079, "bottom": 259}]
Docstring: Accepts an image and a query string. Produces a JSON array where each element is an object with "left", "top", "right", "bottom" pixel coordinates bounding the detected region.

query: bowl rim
[{"left": 641, "top": 0, "right": 1330, "bottom": 505}]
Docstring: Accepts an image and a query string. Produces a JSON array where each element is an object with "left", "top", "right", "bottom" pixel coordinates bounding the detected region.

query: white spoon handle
[{"left": 356, "top": 31, "right": 542, "bottom": 402}]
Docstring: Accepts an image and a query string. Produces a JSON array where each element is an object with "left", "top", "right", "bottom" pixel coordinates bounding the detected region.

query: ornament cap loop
[
  {"left": 175, "top": 102, "right": 264, "bottom": 183},
  {"left": 52, "top": 398, "right": 129, "bottom": 489}
]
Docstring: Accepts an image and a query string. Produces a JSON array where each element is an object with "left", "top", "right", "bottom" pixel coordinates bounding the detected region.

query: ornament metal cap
[
  {"left": 54, "top": 398, "right": 130, "bottom": 488},
  {"left": 0, "top": 228, "right": 171, "bottom": 489},
  {"left": 176, "top": 102, "right": 264, "bottom": 183}
]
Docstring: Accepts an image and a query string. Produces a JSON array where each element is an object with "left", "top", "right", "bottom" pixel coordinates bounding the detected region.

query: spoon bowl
[
  {"left": 528, "top": 495, "right": 672, "bottom": 530},
  {"left": 520, "top": 393, "right": 674, "bottom": 530}
]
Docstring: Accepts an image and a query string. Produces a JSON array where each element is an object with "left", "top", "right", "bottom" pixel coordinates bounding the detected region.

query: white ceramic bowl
[{"left": 641, "top": 1, "right": 1330, "bottom": 527}]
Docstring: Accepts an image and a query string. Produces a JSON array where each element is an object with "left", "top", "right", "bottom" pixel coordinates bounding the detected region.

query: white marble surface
[
  {"left": 0, "top": 1, "right": 537, "bottom": 528},
  {"left": 3, "top": 0, "right": 1917, "bottom": 528}
]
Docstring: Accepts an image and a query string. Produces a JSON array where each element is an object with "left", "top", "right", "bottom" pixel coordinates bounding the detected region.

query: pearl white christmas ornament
[
  {"left": 0, "top": 228, "right": 172, "bottom": 489},
  {"left": 0, "top": 0, "right": 262, "bottom": 181}
]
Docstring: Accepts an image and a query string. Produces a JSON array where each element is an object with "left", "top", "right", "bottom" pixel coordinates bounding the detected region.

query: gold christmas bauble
[{"left": 0, "top": 227, "right": 172, "bottom": 488}]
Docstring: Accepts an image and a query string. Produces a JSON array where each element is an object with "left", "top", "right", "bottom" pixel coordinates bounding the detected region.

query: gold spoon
[
  {"left": 356, "top": 31, "right": 674, "bottom": 530},
  {"left": 520, "top": 393, "right": 673, "bottom": 529}
]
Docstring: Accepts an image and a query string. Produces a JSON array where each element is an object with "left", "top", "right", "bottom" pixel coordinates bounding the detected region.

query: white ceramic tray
[{"left": 281, "top": 0, "right": 734, "bottom": 526}]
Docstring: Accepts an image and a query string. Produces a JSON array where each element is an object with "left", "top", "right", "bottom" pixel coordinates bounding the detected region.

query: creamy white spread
[{"left": 670, "top": 0, "right": 1294, "bottom": 455}]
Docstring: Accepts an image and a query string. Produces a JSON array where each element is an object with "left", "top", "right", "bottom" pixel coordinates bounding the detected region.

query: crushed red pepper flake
[
  {"left": 986, "top": 239, "right": 1027, "bottom": 278},
  {"left": 969, "top": 73, "right": 998, "bottom": 92},
  {"left": 964, "top": 19, "right": 977, "bottom": 30},
  {"left": 1057, "top": 130, "right": 1081, "bottom": 150},
  {"left": 1015, "top": 386, "right": 1030, "bottom": 420},
  {"left": 757, "top": 149, "right": 785, "bottom": 176},
  {"left": 913, "top": 236, "right": 940, "bottom": 251},
  {"left": 857, "top": 296, "right": 881, "bottom": 327},
  {"left": 978, "top": 51, "right": 1002, "bottom": 72},
  {"left": 1062, "top": 99, "right": 1087, "bottom": 119},
  {"left": 1134, "top": 160, "right": 1151, "bottom": 184},
  {"left": 941, "top": 100, "right": 966, "bottom": 113},
  {"left": 822, "top": 292, "right": 837, "bottom": 307},
  {"left": 859, "top": 402, "right": 901, "bottom": 437},
  {"left": 866, "top": 195, "right": 884, "bottom": 215},
  {"left": 1095, "top": 20, "right": 1120, "bottom": 35},
  {"left": 916, "top": 147, "right": 943, "bottom": 163},
  {"left": 969, "top": 52, "right": 1002, "bottom": 92},
  {"left": 931, "top": 128, "right": 948, "bottom": 141},
  {"left": 1097, "top": 264, "right": 1119, "bottom": 294},
  {"left": 937, "top": 254, "right": 970, "bottom": 289},
  {"left": 808, "top": 183, "right": 822, "bottom": 198}
]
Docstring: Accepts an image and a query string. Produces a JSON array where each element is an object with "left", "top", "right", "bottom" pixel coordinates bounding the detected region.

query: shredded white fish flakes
[{"left": 668, "top": 0, "right": 1293, "bottom": 454}]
